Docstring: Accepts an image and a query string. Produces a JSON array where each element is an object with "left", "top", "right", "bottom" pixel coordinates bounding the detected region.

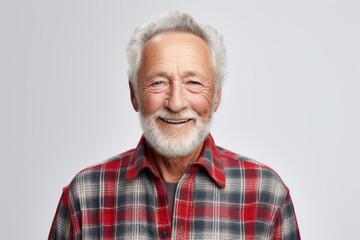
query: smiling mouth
[{"left": 159, "top": 117, "right": 192, "bottom": 124}]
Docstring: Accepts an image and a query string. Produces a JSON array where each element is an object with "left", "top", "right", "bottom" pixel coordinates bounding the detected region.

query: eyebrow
[{"left": 182, "top": 71, "right": 202, "bottom": 78}]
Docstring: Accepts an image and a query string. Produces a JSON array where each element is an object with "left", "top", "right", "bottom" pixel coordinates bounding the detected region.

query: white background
[{"left": 1, "top": 0, "right": 359, "bottom": 239}]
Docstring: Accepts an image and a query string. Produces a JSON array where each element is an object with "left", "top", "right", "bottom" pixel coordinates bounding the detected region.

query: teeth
[{"left": 162, "top": 118, "right": 190, "bottom": 124}]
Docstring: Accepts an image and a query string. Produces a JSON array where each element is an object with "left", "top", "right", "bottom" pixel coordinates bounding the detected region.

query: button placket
[{"left": 160, "top": 230, "right": 168, "bottom": 239}]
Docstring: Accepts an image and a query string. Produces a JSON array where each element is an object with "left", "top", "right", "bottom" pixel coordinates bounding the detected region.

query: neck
[{"left": 146, "top": 143, "right": 204, "bottom": 183}]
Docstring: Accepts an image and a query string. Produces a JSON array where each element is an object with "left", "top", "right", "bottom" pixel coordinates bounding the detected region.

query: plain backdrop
[{"left": 1, "top": 0, "right": 359, "bottom": 239}]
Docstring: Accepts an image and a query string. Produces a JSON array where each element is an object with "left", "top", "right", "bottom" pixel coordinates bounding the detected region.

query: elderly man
[{"left": 49, "top": 12, "right": 300, "bottom": 239}]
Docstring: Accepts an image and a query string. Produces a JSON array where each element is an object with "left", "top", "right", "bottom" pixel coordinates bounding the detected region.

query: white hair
[{"left": 126, "top": 11, "right": 227, "bottom": 90}]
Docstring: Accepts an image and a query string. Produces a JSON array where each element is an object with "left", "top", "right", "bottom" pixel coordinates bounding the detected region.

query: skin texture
[{"left": 130, "top": 32, "right": 222, "bottom": 182}]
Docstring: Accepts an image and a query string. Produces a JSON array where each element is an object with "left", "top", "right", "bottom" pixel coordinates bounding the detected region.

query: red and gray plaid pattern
[{"left": 49, "top": 135, "right": 300, "bottom": 239}]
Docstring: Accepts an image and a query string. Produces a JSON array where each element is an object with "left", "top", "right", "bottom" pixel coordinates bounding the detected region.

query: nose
[{"left": 165, "top": 82, "right": 188, "bottom": 112}]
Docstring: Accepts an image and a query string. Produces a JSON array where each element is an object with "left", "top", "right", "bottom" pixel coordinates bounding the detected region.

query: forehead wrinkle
[{"left": 141, "top": 32, "right": 214, "bottom": 83}]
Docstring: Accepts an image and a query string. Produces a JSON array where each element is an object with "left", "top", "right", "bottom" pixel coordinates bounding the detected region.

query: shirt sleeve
[
  {"left": 48, "top": 188, "right": 76, "bottom": 240},
  {"left": 272, "top": 191, "right": 301, "bottom": 240}
]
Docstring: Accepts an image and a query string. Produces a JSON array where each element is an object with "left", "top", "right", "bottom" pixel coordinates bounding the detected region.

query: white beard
[{"left": 140, "top": 109, "right": 212, "bottom": 158}]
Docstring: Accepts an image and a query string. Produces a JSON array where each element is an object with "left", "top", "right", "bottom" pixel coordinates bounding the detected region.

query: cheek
[
  {"left": 190, "top": 93, "right": 214, "bottom": 116},
  {"left": 140, "top": 92, "right": 165, "bottom": 116}
]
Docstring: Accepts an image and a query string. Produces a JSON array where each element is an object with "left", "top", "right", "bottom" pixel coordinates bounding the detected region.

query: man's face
[{"left": 130, "top": 32, "right": 221, "bottom": 157}]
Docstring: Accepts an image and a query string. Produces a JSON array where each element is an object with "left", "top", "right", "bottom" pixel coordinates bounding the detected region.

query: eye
[
  {"left": 185, "top": 79, "right": 204, "bottom": 93},
  {"left": 187, "top": 80, "right": 202, "bottom": 85},
  {"left": 151, "top": 81, "right": 164, "bottom": 86},
  {"left": 147, "top": 79, "right": 169, "bottom": 92}
]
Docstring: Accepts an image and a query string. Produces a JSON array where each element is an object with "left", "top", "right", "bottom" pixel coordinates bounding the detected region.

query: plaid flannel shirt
[{"left": 49, "top": 135, "right": 300, "bottom": 239}]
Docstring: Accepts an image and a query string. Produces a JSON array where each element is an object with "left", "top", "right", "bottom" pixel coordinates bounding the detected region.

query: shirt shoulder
[
  {"left": 63, "top": 149, "right": 135, "bottom": 195},
  {"left": 216, "top": 145, "right": 267, "bottom": 168},
  {"left": 216, "top": 145, "right": 290, "bottom": 195},
  {"left": 80, "top": 148, "right": 135, "bottom": 173}
]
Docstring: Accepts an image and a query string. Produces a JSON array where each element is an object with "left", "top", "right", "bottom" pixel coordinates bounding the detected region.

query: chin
[{"left": 140, "top": 113, "right": 212, "bottom": 158}]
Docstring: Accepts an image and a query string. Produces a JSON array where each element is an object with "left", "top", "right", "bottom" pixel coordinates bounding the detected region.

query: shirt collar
[{"left": 125, "top": 134, "right": 226, "bottom": 189}]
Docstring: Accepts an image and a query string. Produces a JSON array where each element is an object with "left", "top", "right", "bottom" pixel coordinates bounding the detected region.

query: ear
[
  {"left": 129, "top": 81, "right": 139, "bottom": 112},
  {"left": 213, "top": 86, "right": 222, "bottom": 112}
]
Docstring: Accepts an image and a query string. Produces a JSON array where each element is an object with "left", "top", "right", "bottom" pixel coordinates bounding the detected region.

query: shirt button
[{"left": 160, "top": 231, "right": 168, "bottom": 239}]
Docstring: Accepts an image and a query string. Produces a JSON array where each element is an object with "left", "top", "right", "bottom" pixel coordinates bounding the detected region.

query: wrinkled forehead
[{"left": 139, "top": 32, "right": 214, "bottom": 79}]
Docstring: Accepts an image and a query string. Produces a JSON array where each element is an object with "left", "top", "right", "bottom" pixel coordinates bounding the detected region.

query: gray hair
[{"left": 126, "top": 11, "right": 227, "bottom": 89}]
